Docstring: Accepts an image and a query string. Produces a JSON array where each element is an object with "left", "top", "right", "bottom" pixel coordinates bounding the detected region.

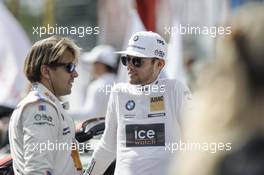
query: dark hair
[
  {"left": 233, "top": 31, "right": 264, "bottom": 93},
  {"left": 217, "top": 134, "right": 264, "bottom": 175},
  {"left": 105, "top": 65, "right": 116, "bottom": 74}
]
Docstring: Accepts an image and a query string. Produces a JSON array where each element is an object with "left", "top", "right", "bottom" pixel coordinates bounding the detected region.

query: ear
[
  {"left": 40, "top": 65, "right": 50, "bottom": 80},
  {"left": 158, "top": 59, "right": 165, "bottom": 69}
]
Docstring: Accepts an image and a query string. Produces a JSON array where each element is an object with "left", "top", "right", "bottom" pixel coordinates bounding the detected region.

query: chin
[
  {"left": 129, "top": 79, "right": 140, "bottom": 85},
  {"left": 66, "top": 89, "right": 71, "bottom": 95},
  {"left": 61, "top": 89, "right": 71, "bottom": 96}
]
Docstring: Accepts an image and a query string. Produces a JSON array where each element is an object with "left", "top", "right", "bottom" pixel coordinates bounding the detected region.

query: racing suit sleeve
[
  {"left": 84, "top": 91, "right": 117, "bottom": 175},
  {"left": 22, "top": 102, "right": 60, "bottom": 175}
]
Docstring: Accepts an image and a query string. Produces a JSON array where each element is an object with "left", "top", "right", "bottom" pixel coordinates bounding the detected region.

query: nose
[
  {"left": 127, "top": 60, "right": 134, "bottom": 71},
  {"left": 72, "top": 70, "right": 78, "bottom": 78}
]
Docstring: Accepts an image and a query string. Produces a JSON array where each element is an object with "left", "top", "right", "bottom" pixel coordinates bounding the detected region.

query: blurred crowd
[{"left": 1, "top": 0, "right": 264, "bottom": 174}]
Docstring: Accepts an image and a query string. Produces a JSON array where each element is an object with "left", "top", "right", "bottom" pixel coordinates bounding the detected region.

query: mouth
[
  {"left": 69, "top": 80, "right": 74, "bottom": 86},
  {"left": 128, "top": 71, "right": 137, "bottom": 77}
]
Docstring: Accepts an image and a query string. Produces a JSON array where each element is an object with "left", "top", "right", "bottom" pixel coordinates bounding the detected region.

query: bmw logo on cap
[
  {"left": 133, "top": 35, "right": 139, "bottom": 41},
  {"left": 126, "top": 100, "right": 135, "bottom": 111}
]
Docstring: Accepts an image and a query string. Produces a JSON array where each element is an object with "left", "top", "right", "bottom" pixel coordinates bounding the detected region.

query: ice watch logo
[
  {"left": 126, "top": 123, "right": 165, "bottom": 147},
  {"left": 135, "top": 129, "right": 155, "bottom": 139},
  {"left": 126, "top": 100, "right": 135, "bottom": 111}
]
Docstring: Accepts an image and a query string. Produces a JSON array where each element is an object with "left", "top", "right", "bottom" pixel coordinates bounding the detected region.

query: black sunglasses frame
[
  {"left": 121, "top": 56, "right": 145, "bottom": 68},
  {"left": 49, "top": 63, "right": 76, "bottom": 73}
]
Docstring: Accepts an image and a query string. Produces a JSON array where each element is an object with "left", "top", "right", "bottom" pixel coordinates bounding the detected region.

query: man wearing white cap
[
  {"left": 84, "top": 31, "right": 191, "bottom": 175},
  {"left": 80, "top": 45, "right": 117, "bottom": 119}
]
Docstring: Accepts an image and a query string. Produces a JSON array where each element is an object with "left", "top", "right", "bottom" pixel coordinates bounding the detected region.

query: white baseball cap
[
  {"left": 82, "top": 45, "right": 117, "bottom": 68},
  {"left": 116, "top": 31, "right": 167, "bottom": 59}
]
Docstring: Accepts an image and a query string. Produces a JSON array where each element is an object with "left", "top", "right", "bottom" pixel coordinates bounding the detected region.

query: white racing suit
[
  {"left": 9, "top": 82, "right": 82, "bottom": 175},
  {"left": 84, "top": 78, "right": 191, "bottom": 175}
]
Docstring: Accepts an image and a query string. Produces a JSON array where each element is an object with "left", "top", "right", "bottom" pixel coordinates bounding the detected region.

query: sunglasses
[
  {"left": 49, "top": 63, "right": 76, "bottom": 73},
  {"left": 121, "top": 56, "right": 145, "bottom": 68}
]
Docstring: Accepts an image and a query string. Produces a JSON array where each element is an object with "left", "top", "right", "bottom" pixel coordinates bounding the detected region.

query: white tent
[{"left": 0, "top": 2, "right": 31, "bottom": 107}]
